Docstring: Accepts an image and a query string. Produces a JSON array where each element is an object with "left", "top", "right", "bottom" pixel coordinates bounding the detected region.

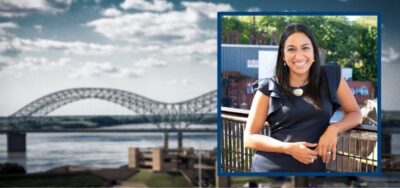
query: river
[{"left": 0, "top": 124, "right": 217, "bottom": 172}]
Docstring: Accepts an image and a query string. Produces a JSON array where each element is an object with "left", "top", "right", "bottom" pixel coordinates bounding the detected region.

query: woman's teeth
[{"left": 294, "top": 61, "right": 306, "bottom": 67}]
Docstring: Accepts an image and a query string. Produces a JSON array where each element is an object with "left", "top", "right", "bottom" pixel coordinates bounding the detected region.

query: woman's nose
[{"left": 294, "top": 51, "right": 305, "bottom": 60}]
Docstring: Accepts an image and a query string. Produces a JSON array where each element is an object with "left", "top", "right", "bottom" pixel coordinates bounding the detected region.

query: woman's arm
[
  {"left": 317, "top": 76, "right": 363, "bottom": 163},
  {"left": 244, "top": 91, "right": 318, "bottom": 164}
]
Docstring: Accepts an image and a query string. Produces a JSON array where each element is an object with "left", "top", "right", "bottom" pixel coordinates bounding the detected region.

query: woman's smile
[{"left": 293, "top": 60, "right": 307, "bottom": 68}]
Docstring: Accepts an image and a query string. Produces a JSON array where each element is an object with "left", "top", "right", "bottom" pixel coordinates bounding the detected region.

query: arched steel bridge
[{"left": 11, "top": 88, "right": 217, "bottom": 129}]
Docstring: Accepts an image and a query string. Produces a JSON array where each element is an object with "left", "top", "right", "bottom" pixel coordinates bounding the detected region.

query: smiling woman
[{"left": 243, "top": 23, "right": 363, "bottom": 172}]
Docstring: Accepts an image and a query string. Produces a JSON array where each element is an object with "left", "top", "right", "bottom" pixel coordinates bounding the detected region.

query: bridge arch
[{"left": 11, "top": 88, "right": 217, "bottom": 118}]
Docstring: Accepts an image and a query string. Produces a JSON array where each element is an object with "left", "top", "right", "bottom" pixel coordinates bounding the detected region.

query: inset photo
[{"left": 218, "top": 13, "right": 380, "bottom": 176}]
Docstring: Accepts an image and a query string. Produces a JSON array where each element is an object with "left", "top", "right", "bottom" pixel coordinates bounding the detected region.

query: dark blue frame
[{"left": 217, "top": 11, "right": 382, "bottom": 177}]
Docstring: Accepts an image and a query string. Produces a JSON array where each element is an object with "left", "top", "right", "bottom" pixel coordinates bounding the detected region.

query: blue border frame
[{"left": 217, "top": 11, "right": 382, "bottom": 177}]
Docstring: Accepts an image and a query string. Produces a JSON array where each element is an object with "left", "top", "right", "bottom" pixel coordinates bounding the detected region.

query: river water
[{"left": 0, "top": 124, "right": 217, "bottom": 173}]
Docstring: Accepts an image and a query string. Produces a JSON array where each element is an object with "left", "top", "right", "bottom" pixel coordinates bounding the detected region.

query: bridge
[{"left": 1, "top": 88, "right": 217, "bottom": 153}]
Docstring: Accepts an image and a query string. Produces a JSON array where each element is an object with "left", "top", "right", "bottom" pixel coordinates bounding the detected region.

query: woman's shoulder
[
  {"left": 257, "top": 78, "right": 281, "bottom": 97},
  {"left": 321, "top": 62, "right": 341, "bottom": 84},
  {"left": 258, "top": 78, "right": 275, "bottom": 87},
  {"left": 321, "top": 62, "right": 342, "bottom": 111},
  {"left": 321, "top": 62, "right": 341, "bottom": 76}
]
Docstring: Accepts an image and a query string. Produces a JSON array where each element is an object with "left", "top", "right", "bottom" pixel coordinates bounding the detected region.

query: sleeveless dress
[{"left": 251, "top": 63, "right": 342, "bottom": 172}]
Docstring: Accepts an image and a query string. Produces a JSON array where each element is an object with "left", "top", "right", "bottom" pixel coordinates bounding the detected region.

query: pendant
[{"left": 293, "top": 88, "right": 303, "bottom": 96}]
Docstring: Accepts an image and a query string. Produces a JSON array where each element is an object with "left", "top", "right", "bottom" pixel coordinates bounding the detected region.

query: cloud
[
  {"left": 198, "top": 59, "right": 215, "bottom": 66},
  {"left": 167, "top": 78, "right": 192, "bottom": 85},
  {"left": 181, "top": 1, "right": 233, "bottom": 19},
  {"left": 85, "top": 1, "right": 232, "bottom": 68},
  {"left": 1, "top": 35, "right": 160, "bottom": 58},
  {"left": 0, "top": 22, "right": 18, "bottom": 35},
  {"left": 118, "top": 68, "right": 144, "bottom": 78},
  {"left": 1, "top": 37, "right": 122, "bottom": 56},
  {"left": 3, "top": 57, "right": 71, "bottom": 73},
  {"left": 163, "top": 39, "right": 216, "bottom": 56},
  {"left": 0, "top": 36, "right": 22, "bottom": 57},
  {"left": 247, "top": 7, "right": 261, "bottom": 12},
  {"left": 120, "top": 0, "right": 173, "bottom": 12},
  {"left": 69, "top": 62, "right": 143, "bottom": 78},
  {"left": 283, "top": 9, "right": 297, "bottom": 12},
  {"left": 86, "top": 11, "right": 205, "bottom": 43},
  {"left": 134, "top": 57, "right": 167, "bottom": 67},
  {"left": 0, "top": 0, "right": 73, "bottom": 17},
  {"left": 86, "top": 1, "right": 233, "bottom": 44},
  {"left": 34, "top": 24, "right": 43, "bottom": 32},
  {"left": 382, "top": 47, "right": 400, "bottom": 63},
  {"left": 102, "top": 7, "right": 122, "bottom": 17},
  {"left": 0, "top": 61, "right": 7, "bottom": 70}
]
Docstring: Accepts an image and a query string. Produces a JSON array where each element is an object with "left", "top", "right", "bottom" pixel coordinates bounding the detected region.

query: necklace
[
  {"left": 292, "top": 87, "right": 304, "bottom": 96},
  {"left": 290, "top": 79, "right": 308, "bottom": 97},
  {"left": 291, "top": 81, "right": 307, "bottom": 96}
]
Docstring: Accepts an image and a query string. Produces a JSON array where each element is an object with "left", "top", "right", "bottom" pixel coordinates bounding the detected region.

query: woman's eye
[
  {"left": 287, "top": 48, "right": 295, "bottom": 52},
  {"left": 303, "top": 47, "right": 310, "bottom": 50}
]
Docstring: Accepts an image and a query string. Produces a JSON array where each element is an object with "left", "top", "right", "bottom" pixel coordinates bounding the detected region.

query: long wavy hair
[{"left": 275, "top": 23, "right": 323, "bottom": 109}]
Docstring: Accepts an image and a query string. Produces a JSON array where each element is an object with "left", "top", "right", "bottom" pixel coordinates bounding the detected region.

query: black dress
[{"left": 251, "top": 63, "right": 342, "bottom": 172}]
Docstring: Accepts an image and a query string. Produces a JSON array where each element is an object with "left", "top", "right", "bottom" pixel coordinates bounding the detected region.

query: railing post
[{"left": 215, "top": 161, "right": 230, "bottom": 187}]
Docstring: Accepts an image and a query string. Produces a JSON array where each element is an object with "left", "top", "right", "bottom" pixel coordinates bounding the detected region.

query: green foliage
[
  {"left": 221, "top": 15, "right": 378, "bottom": 86},
  {"left": 128, "top": 170, "right": 194, "bottom": 187},
  {"left": 0, "top": 172, "right": 107, "bottom": 187}
]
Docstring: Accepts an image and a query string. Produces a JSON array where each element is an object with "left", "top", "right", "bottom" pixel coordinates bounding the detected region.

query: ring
[
  {"left": 310, "top": 158, "right": 314, "bottom": 163},
  {"left": 327, "top": 151, "right": 332, "bottom": 155}
]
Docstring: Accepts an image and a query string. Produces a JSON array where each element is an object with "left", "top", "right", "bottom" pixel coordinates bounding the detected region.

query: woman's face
[{"left": 283, "top": 32, "right": 315, "bottom": 77}]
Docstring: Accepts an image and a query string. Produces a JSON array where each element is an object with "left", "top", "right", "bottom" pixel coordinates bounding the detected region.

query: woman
[{"left": 244, "top": 23, "right": 362, "bottom": 172}]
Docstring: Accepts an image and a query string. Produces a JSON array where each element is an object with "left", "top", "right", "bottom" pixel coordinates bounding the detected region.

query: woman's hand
[
  {"left": 317, "top": 125, "right": 339, "bottom": 163},
  {"left": 285, "top": 142, "right": 318, "bottom": 165}
]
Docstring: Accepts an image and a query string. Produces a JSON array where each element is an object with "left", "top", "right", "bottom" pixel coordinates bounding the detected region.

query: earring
[{"left": 284, "top": 62, "right": 287, "bottom": 66}]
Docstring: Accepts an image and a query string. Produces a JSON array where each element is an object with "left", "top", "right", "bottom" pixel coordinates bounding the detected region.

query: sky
[{"left": 0, "top": 0, "right": 399, "bottom": 116}]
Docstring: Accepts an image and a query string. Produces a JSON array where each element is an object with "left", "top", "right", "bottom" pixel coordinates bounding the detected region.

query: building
[
  {"left": 347, "top": 80, "right": 376, "bottom": 105},
  {"left": 221, "top": 44, "right": 278, "bottom": 109}
]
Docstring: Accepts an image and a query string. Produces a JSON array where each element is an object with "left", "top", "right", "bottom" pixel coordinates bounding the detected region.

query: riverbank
[{"left": 0, "top": 165, "right": 194, "bottom": 187}]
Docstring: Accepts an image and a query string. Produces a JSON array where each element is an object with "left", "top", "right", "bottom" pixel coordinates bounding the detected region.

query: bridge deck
[{"left": 0, "top": 128, "right": 217, "bottom": 133}]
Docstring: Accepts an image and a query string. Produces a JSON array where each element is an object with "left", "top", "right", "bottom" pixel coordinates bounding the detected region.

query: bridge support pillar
[
  {"left": 7, "top": 132, "right": 26, "bottom": 153},
  {"left": 177, "top": 132, "right": 183, "bottom": 149},
  {"left": 163, "top": 132, "right": 169, "bottom": 149}
]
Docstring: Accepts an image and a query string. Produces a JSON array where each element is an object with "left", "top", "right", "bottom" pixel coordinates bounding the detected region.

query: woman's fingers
[
  {"left": 326, "top": 145, "right": 332, "bottom": 163},
  {"left": 326, "top": 144, "right": 337, "bottom": 163},
  {"left": 304, "top": 142, "right": 317, "bottom": 148},
  {"left": 320, "top": 144, "right": 337, "bottom": 163},
  {"left": 304, "top": 142, "right": 318, "bottom": 156},
  {"left": 317, "top": 144, "right": 323, "bottom": 158},
  {"left": 294, "top": 142, "right": 323, "bottom": 165},
  {"left": 304, "top": 143, "right": 318, "bottom": 164},
  {"left": 321, "top": 145, "right": 327, "bottom": 163},
  {"left": 332, "top": 145, "right": 337, "bottom": 161},
  {"left": 300, "top": 156, "right": 313, "bottom": 165},
  {"left": 305, "top": 154, "right": 317, "bottom": 164}
]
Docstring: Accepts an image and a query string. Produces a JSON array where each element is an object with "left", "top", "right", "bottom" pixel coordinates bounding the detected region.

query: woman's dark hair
[{"left": 275, "top": 23, "right": 322, "bottom": 109}]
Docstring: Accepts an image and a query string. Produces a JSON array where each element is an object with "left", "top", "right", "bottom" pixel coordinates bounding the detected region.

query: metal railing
[{"left": 221, "top": 107, "right": 377, "bottom": 172}]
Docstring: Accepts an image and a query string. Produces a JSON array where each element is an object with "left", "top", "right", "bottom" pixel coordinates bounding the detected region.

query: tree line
[{"left": 222, "top": 16, "right": 377, "bottom": 86}]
